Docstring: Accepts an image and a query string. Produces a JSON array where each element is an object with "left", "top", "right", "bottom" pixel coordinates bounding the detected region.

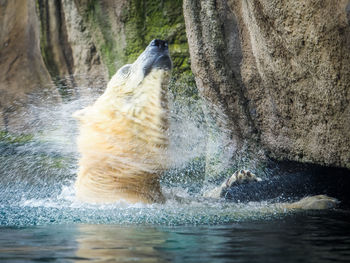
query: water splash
[
  {"left": 0, "top": 75, "right": 284, "bottom": 227},
  {"left": 0, "top": 183, "right": 291, "bottom": 226}
]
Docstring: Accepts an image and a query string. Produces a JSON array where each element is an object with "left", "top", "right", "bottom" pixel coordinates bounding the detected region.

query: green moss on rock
[
  {"left": 124, "top": 0, "right": 191, "bottom": 76},
  {"left": 0, "top": 131, "right": 34, "bottom": 144},
  {"left": 81, "top": 0, "right": 120, "bottom": 77},
  {"left": 77, "top": 0, "right": 193, "bottom": 93}
]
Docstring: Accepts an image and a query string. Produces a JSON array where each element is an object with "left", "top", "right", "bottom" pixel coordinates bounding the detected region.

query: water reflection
[
  {"left": 75, "top": 224, "right": 169, "bottom": 262},
  {"left": 72, "top": 212, "right": 350, "bottom": 263},
  {"left": 0, "top": 211, "right": 350, "bottom": 262}
]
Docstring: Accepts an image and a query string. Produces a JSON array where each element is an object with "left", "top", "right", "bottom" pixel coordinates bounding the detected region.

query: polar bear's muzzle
[
  {"left": 139, "top": 39, "right": 172, "bottom": 76},
  {"left": 153, "top": 54, "right": 172, "bottom": 71}
]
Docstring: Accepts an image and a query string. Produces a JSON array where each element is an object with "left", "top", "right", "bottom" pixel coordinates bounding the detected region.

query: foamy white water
[{"left": 0, "top": 76, "right": 281, "bottom": 227}]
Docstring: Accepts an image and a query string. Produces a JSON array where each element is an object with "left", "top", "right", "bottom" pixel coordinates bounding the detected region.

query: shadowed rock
[{"left": 183, "top": 0, "right": 350, "bottom": 169}]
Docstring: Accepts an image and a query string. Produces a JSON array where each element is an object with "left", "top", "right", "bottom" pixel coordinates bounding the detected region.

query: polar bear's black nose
[
  {"left": 140, "top": 39, "right": 172, "bottom": 74},
  {"left": 151, "top": 39, "right": 168, "bottom": 50}
]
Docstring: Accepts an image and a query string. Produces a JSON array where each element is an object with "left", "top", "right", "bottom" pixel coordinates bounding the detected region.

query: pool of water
[
  {"left": 1, "top": 93, "right": 349, "bottom": 262},
  {"left": 1, "top": 143, "right": 350, "bottom": 263},
  {"left": 1, "top": 176, "right": 350, "bottom": 263},
  {"left": 0, "top": 210, "right": 349, "bottom": 263}
]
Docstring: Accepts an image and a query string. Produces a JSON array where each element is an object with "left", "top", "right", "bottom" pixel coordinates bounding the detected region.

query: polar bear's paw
[
  {"left": 203, "top": 169, "right": 261, "bottom": 199},
  {"left": 225, "top": 169, "right": 262, "bottom": 188},
  {"left": 286, "top": 195, "right": 340, "bottom": 210}
]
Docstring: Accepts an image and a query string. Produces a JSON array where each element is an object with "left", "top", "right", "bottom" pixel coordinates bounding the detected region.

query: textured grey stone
[{"left": 184, "top": 0, "right": 350, "bottom": 169}]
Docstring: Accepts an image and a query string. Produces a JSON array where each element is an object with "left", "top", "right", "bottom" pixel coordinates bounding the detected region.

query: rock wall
[
  {"left": 235, "top": 0, "right": 350, "bottom": 168},
  {"left": 184, "top": 0, "right": 350, "bottom": 169},
  {"left": 0, "top": 0, "right": 189, "bottom": 132},
  {"left": 1, "top": 0, "right": 349, "bottom": 169},
  {"left": 72, "top": 0, "right": 190, "bottom": 78},
  {"left": 0, "top": 0, "right": 108, "bottom": 131},
  {"left": 36, "top": 0, "right": 108, "bottom": 94},
  {"left": 183, "top": 0, "right": 256, "bottom": 148},
  {"left": 0, "top": 0, "right": 56, "bottom": 130}
]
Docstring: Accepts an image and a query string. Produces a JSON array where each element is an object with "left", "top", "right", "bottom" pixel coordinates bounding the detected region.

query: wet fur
[{"left": 74, "top": 69, "right": 170, "bottom": 204}]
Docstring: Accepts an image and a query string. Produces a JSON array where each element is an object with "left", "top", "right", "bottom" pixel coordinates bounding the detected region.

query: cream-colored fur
[
  {"left": 74, "top": 68, "right": 170, "bottom": 204},
  {"left": 205, "top": 169, "right": 339, "bottom": 210}
]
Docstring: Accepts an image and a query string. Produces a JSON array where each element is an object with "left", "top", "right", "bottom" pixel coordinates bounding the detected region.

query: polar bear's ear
[{"left": 107, "top": 64, "right": 132, "bottom": 89}]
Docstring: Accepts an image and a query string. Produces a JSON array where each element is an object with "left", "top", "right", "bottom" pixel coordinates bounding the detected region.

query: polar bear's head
[{"left": 107, "top": 39, "right": 172, "bottom": 91}]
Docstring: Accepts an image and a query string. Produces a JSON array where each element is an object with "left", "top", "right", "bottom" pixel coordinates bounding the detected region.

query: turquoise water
[
  {"left": 1, "top": 143, "right": 350, "bottom": 262},
  {"left": 1, "top": 94, "right": 350, "bottom": 262},
  {"left": 1, "top": 167, "right": 350, "bottom": 262},
  {"left": 1, "top": 211, "right": 350, "bottom": 262}
]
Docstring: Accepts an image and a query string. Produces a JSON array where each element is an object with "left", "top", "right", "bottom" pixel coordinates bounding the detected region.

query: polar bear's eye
[{"left": 152, "top": 39, "right": 159, "bottom": 46}]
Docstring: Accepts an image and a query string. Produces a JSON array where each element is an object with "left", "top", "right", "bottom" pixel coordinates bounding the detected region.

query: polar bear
[
  {"left": 73, "top": 39, "right": 338, "bottom": 210},
  {"left": 204, "top": 169, "right": 339, "bottom": 210},
  {"left": 73, "top": 39, "right": 172, "bottom": 204}
]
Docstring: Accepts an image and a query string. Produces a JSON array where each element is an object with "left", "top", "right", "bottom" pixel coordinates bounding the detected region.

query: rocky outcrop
[
  {"left": 0, "top": 0, "right": 56, "bottom": 130},
  {"left": 183, "top": 0, "right": 259, "bottom": 179},
  {"left": 184, "top": 0, "right": 350, "bottom": 169},
  {"left": 0, "top": 0, "right": 108, "bottom": 131},
  {"left": 36, "top": 0, "right": 108, "bottom": 93},
  {"left": 2, "top": 0, "right": 349, "bottom": 170},
  {"left": 235, "top": 0, "right": 350, "bottom": 168},
  {"left": 183, "top": 0, "right": 256, "bottom": 147},
  {"left": 72, "top": 0, "right": 190, "bottom": 77},
  {"left": 0, "top": 0, "right": 189, "bottom": 132}
]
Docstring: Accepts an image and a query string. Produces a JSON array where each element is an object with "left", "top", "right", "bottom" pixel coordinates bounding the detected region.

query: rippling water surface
[
  {"left": 1, "top": 89, "right": 349, "bottom": 262},
  {"left": 1, "top": 175, "right": 350, "bottom": 262},
  {"left": 1, "top": 210, "right": 350, "bottom": 262}
]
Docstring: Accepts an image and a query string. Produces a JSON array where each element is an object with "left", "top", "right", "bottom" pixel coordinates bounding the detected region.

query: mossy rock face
[
  {"left": 78, "top": 0, "right": 191, "bottom": 80},
  {"left": 76, "top": 0, "right": 122, "bottom": 77},
  {"left": 0, "top": 131, "right": 34, "bottom": 145},
  {"left": 124, "top": 0, "right": 195, "bottom": 98},
  {"left": 124, "top": 0, "right": 190, "bottom": 73}
]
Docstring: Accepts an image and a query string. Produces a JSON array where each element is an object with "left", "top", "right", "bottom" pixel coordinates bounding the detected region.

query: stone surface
[
  {"left": 0, "top": 0, "right": 189, "bottom": 132},
  {"left": 2, "top": 0, "right": 349, "bottom": 170},
  {"left": 184, "top": 0, "right": 350, "bottom": 169},
  {"left": 0, "top": 0, "right": 57, "bottom": 131},
  {"left": 0, "top": 0, "right": 108, "bottom": 131},
  {"left": 183, "top": 0, "right": 261, "bottom": 179},
  {"left": 59, "top": 0, "right": 108, "bottom": 91},
  {"left": 36, "top": 0, "right": 108, "bottom": 96},
  {"left": 73, "top": 0, "right": 190, "bottom": 78},
  {"left": 183, "top": 0, "right": 256, "bottom": 146}
]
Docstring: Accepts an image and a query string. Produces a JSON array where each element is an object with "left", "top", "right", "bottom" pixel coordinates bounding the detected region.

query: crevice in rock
[{"left": 36, "top": 0, "right": 76, "bottom": 98}]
